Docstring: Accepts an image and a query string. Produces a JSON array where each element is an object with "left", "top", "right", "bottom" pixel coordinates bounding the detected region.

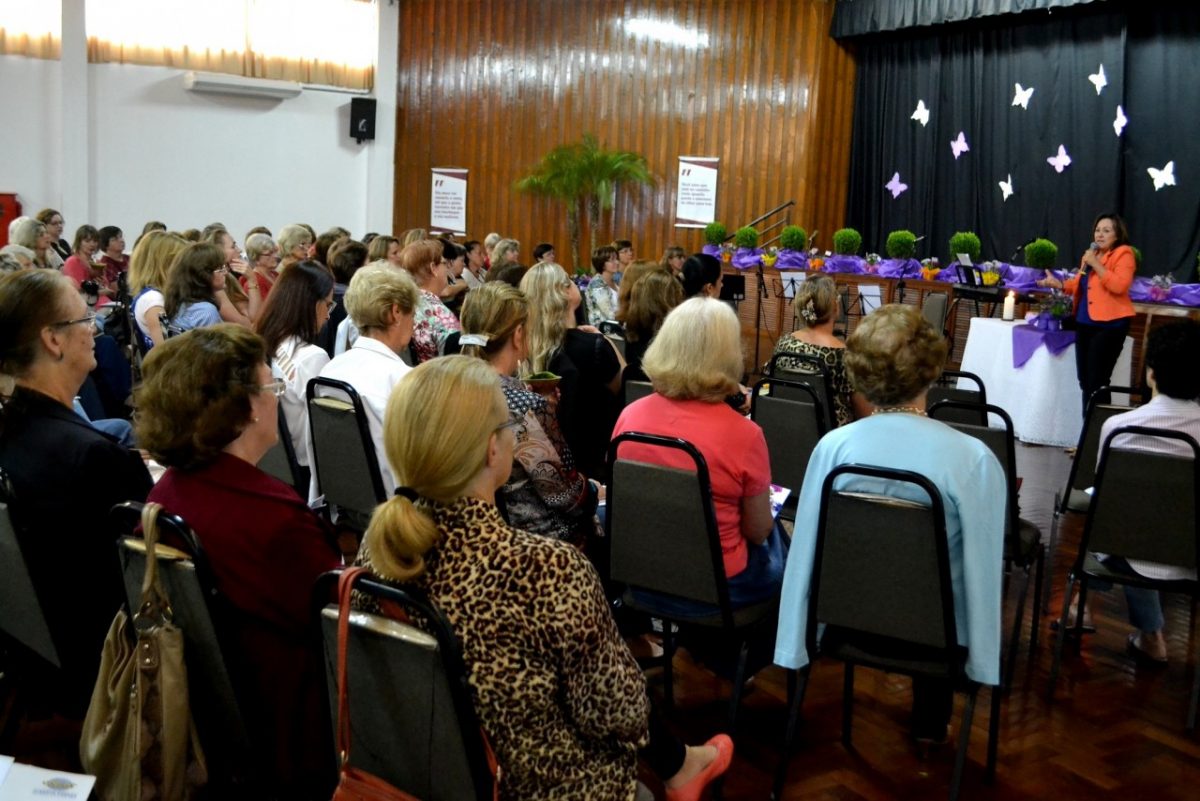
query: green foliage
[
  {"left": 1024, "top": 238, "right": 1058, "bottom": 270},
  {"left": 733, "top": 226, "right": 760, "bottom": 249},
  {"left": 1131, "top": 245, "right": 1143, "bottom": 267},
  {"left": 885, "top": 230, "right": 918, "bottom": 260},
  {"left": 832, "top": 228, "right": 863, "bottom": 255},
  {"left": 779, "top": 225, "right": 808, "bottom": 251},
  {"left": 948, "top": 231, "right": 981, "bottom": 263},
  {"left": 703, "top": 222, "right": 727, "bottom": 246}
]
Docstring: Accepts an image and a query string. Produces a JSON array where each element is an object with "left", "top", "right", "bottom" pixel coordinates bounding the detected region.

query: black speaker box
[{"left": 350, "top": 97, "right": 376, "bottom": 142}]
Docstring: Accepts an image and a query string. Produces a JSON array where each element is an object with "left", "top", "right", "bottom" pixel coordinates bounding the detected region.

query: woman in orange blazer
[{"left": 1038, "top": 213, "right": 1136, "bottom": 414}]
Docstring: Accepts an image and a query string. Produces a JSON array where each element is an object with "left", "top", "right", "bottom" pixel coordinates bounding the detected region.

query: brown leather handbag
[{"left": 80, "top": 502, "right": 207, "bottom": 801}]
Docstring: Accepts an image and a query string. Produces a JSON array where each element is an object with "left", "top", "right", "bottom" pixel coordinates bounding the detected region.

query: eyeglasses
[
  {"left": 257, "top": 380, "right": 287, "bottom": 398},
  {"left": 324, "top": 299, "right": 338, "bottom": 312},
  {"left": 214, "top": 266, "right": 230, "bottom": 275},
  {"left": 494, "top": 419, "right": 520, "bottom": 435},
  {"left": 49, "top": 312, "right": 97, "bottom": 329}
]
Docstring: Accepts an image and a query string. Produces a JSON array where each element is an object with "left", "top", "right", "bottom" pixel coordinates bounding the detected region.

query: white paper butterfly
[
  {"left": 1089, "top": 64, "right": 1107, "bottom": 95},
  {"left": 885, "top": 172, "right": 908, "bottom": 199},
  {"left": 1047, "top": 145, "right": 1072, "bottom": 173},
  {"left": 1147, "top": 161, "right": 1176, "bottom": 191},
  {"left": 1113, "top": 105, "right": 1127, "bottom": 137},
  {"left": 1012, "top": 83, "right": 1035, "bottom": 109},
  {"left": 950, "top": 131, "right": 970, "bottom": 159},
  {"left": 911, "top": 100, "right": 930, "bottom": 127},
  {"left": 999, "top": 174, "right": 1014, "bottom": 202}
]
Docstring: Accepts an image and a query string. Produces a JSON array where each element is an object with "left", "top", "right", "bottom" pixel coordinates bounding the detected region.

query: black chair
[
  {"left": 306, "top": 377, "right": 387, "bottom": 526},
  {"left": 766, "top": 351, "right": 837, "bottom": 432},
  {"left": 259, "top": 411, "right": 308, "bottom": 497},
  {"left": 927, "top": 370, "right": 988, "bottom": 426},
  {"left": 110, "top": 502, "right": 261, "bottom": 796},
  {"left": 318, "top": 569, "right": 496, "bottom": 801},
  {"left": 1048, "top": 427, "right": 1200, "bottom": 729},
  {"left": 750, "top": 377, "right": 827, "bottom": 522},
  {"left": 622, "top": 375, "right": 654, "bottom": 408},
  {"left": 0, "top": 470, "right": 59, "bottom": 672},
  {"left": 599, "top": 320, "right": 626, "bottom": 359},
  {"left": 606, "top": 432, "right": 778, "bottom": 729},
  {"left": 773, "top": 465, "right": 994, "bottom": 801},
  {"left": 922, "top": 291, "right": 950, "bottom": 335}
]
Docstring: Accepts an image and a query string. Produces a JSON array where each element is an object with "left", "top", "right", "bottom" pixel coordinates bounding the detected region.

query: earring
[
  {"left": 58, "top": 351, "right": 65, "bottom": 362},
  {"left": 253, "top": 417, "right": 260, "bottom": 423}
]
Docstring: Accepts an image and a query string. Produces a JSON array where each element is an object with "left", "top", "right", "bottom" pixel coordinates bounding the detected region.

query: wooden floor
[{"left": 652, "top": 443, "right": 1200, "bottom": 800}]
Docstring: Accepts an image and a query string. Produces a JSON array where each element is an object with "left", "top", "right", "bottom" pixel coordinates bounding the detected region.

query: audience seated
[
  {"left": 365, "top": 233, "right": 401, "bottom": 265},
  {"left": 623, "top": 265, "right": 684, "bottom": 380},
  {"left": 95, "top": 226, "right": 128, "bottom": 295},
  {"left": 767, "top": 274, "right": 860, "bottom": 426},
  {"left": 401, "top": 239, "right": 460, "bottom": 363},
  {"left": 462, "top": 239, "right": 488, "bottom": 288},
  {"left": 613, "top": 297, "right": 785, "bottom": 616},
  {"left": 661, "top": 245, "right": 686, "bottom": 277},
  {"left": 164, "top": 242, "right": 229, "bottom": 334},
  {"left": 586, "top": 245, "right": 621, "bottom": 325},
  {"left": 241, "top": 232, "right": 281, "bottom": 300},
  {"left": 316, "top": 238, "right": 368, "bottom": 357},
  {"left": 612, "top": 238, "right": 636, "bottom": 270},
  {"left": 680, "top": 253, "right": 723, "bottom": 299},
  {"left": 0, "top": 244, "right": 34, "bottom": 272},
  {"left": 0, "top": 270, "right": 152, "bottom": 711},
  {"left": 521, "top": 262, "right": 623, "bottom": 479},
  {"left": 276, "top": 223, "right": 314, "bottom": 273},
  {"left": 614, "top": 259, "right": 658, "bottom": 325},
  {"left": 438, "top": 238, "right": 470, "bottom": 313},
  {"left": 136, "top": 324, "right": 340, "bottom": 797},
  {"left": 775, "top": 303, "right": 1006, "bottom": 742},
  {"left": 317, "top": 262, "right": 417, "bottom": 495},
  {"left": 61, "top": 225, "right": 105, "bottom": 299},
  {"left": 36, "top": 208, "right": 71, "bottom": 263},
  {"left": 255, "top": 260, "right": 335, "bottom": 502},
  {"left": 355, "top": 356, "right": 729, "bottom": 800},
  {"left": 128, "top": 230, "right": 189, "bottom": 350},
  {"left": 489, "top": 237, "right": 521, "bottom": 270},
  {"left": 1068, "top": 320, "right": 1200, "bottom": 664},
  {"left": 205, "top": 227, "right": 259, "bottom": 324},
  {"left": 459, "top": 282, "right": 599, "bottom": 547},
  {"left": 10, "top": 217, "right": 57, "bottom": 270}
]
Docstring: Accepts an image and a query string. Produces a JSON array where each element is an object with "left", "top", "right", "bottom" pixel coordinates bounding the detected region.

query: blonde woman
[
  {"left": 318, "top": 263, "right": 418, "bottom": 495},
  {"left": 623, "top": 266, "right": 684, "bottom": 379},
  {"left": 459, "top": 282, "right": 598, "bottom": 546},
  {"left": 205, "top": 227, "right": 259, "bottom": 324},
  {"left": 355, "top": 356, "right": 730, "bottom": 801},
  {"left": 489, "top": 237, "right": 521, "bottom": 270},
  {"left": 128, "top": 229, "right": 189, "bottom": 350},
  {"left": 767, "top": 274, "right": 860, "bottom": 426},
  {"left": 10, "top": 217, "right": 56, "bottom": 270},
  {"left": 613, "top": 297, "right": 785, "bottom": 616},
  {"left": 661, "top": 245, "right": 686, "bottom": 277},
  {"left": 366, "top": 234, "right": 402, "bottom": 266},
  {"left": 276, "top": 223, "right": 313, "bottom": 272},
  {"left": 614, "top": 259, "right": 660, "bottom": 324},
  {"left": 521, "top": 262, "right": 623, "bottom": 478},
  {"left": 401, "top": 239, "right": 460, "bottom": 363},
  {"left": 242, "top": 232, "right": 281, "bottom": 300}
]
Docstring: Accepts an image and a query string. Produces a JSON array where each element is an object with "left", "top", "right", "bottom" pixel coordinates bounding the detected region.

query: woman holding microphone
[{"left": 1037, "top": 213, "right": 1136, "bottom": 414}]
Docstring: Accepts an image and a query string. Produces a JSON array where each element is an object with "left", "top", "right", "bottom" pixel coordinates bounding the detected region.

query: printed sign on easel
[
  {"left": 430, "top": 168, "right": 468, "bottom": 236},
  {"left": 675, "top": 157, "right": 719, "bottom": 228}
]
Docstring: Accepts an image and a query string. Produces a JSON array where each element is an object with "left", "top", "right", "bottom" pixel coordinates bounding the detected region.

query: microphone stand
[{"left": 752, "top": 260, "right": 769, "bottom": 375}]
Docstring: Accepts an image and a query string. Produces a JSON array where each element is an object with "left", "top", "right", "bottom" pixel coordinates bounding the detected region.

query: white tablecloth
[{"left": 957, "top": 318, "right": 1133, "bottom": 447}]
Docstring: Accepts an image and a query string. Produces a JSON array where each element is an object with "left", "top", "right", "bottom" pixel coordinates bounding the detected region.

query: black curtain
[
  {"left": 831, "top": 0, "right": 1100, "bottom": 38},
  {"left": 845, "top": 4, "right": 1200, "bottom": 281}
]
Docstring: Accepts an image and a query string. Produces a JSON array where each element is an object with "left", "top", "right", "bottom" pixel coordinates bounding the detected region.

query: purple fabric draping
[
  {"left": 776, "top": 250, "right": 808, "bottom": 269},
  {"left": 1004, "top": 265, "right": 1045, "bottom": 290},
  {"left": 1128, "top": 276, "right": 1200, "bottom": 306},
  {"left": 823, "top": 255, "right": 866, "bottom": 274},
  {"left": 877, "top": 258, "right": 922, "bottom": 278},
  {"left": 732, "top": 247, "right": 762, "bottom": 270},
  {"left": 1012, "top": 324, "right": 1075, "bottom": 368}
]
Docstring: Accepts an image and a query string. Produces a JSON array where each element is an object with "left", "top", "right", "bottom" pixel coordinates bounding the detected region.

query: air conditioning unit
[{"left": 182, "top": 71, "right": 302, "bottom": 100}]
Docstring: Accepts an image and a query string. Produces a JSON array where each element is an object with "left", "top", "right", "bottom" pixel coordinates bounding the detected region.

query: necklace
[{"left": 871, "top": 405, "right": 927, "bottom": 416}]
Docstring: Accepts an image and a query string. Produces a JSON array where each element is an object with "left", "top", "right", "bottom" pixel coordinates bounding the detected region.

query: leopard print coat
[{"left": 355, "top": 497, "right": 649, "bottom": 800}]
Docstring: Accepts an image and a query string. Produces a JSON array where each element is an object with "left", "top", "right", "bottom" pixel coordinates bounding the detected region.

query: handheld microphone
[
  {"left": 1089, "top": 242, "right": 1100, "bottom": 250},
  {"left": 1011, "top": 235, "right": 1037, "bottom": 263},
  {"left": 1081, "top": 241, "right": 1100, "bottom": 273}
]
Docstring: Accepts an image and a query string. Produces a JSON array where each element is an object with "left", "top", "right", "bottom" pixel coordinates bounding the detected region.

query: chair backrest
[
  {"left": 306, "top": 377, "right": 387, "bottom": 517},
  {"left": 1081, "top": 426, "right": 1199, "bottom": 570},
  {"left": 606, "top": 433, "right": 732, "bottom": 625},
  {"left": 0, "top": 470, "right": 59, "bottom": 667},
  {"left": 750, "top": 378, "right": 826, "bottom": 502},
  {"left": 928, "top": 401, "right": 1019, "bottom": 542},
  {"left": 808, "top": 465, "right": 956, "bottom": 652},
  {"left": 623, "top": 378, "right": 654, "bottom": 408},
  {"left": 927, "top": 370, "right": 988, "bottom": 426},
  {"left": 921, "top": 291, "right": 949, "bottom": 334},
  {"left": 1061, "top": 385, "right": 1138, "bottom": 505},
  {"left": 766, "top": 351, "right": 837, "bottom": 431},
  {"left": 260, "top": 411, "right": 307, "bottom": 495},
  {"left": 110, "top": 502, "right": 257, "bottom": 787},
  {"left": 319, "top": 572, "right": 495, "bottom": 801}
]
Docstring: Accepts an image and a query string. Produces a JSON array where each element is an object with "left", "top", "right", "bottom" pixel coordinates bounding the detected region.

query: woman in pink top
[
  {"left": 611, "top": 297, "right": 786, "bottom": 616},
  {"left": 62, "top": 225, "right": 112, "bottom": 304}
]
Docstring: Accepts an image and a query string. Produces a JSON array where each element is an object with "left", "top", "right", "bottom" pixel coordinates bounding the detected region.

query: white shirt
[
  {"left": 1096, "top": 394, "right": 1200, "bottom": 580},
  {"left": 463, "top": 268, "right": 487, "bottom": 289},
  {"left": 318, "top": 336, "right": 411, "bottom": 496},
  {"left": 333, "top": 316, "right": 359, "bottom": 356},
  {"left": 272, "top": 336, "right": 330, "bottom": 503},
  {"left": 133, "top": 288, "right": 165, "bottom": 339}
]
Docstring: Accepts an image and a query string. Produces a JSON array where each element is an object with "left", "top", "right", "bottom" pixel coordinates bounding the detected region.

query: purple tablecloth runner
[{"left": 1012, "top": 324, "right": 1075, "bottom": 368}]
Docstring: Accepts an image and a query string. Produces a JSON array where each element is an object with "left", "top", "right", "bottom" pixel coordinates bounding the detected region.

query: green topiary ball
[
  {"left": 885, "top": 230, "right": 918, "bottom": 260},
  {"left": 733, "top": 226, "right": 760, "bottom": 249},
  {"left": 779, "top": 225, "right": 808, "bottom": 252},
  {"left": 703, "top": 222, "right": 727, "bottom": 246},
  {"left": 948, "top": 231, "right": 981, "bottom": 263},
  {"left": 832, "top": 228, "right": 863, "bottom": 255},
  {"left": 1024, "top": 238, "right": 1058, "bottom": 270}
]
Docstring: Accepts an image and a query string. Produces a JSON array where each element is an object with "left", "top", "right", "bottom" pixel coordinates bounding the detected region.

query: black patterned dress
[{"left": 768, "top": 337, "right": 855, "bottom": 427}]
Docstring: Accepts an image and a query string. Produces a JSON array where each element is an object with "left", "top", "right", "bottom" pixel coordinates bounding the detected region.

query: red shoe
[{"left": 665, "top": 734, "right": 734, "bottom": 801}]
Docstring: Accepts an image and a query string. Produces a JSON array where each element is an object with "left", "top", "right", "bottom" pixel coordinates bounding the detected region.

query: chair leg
[
  {"left": 772, "top": 667, "right": 810, "bottom": 801},
  {"left": 841, "top": 663, "right": 854, "bottom": 748},
  {"left": 985, "top": 682, "right": 1000, "bottom": 785},
  {"left": 949, "top": 685, "right": 978, "bottom": 801},
  {"left": 1073, "top": 578, "right": 1090, "bottom": 649},
  {"left": 1189, "top": 606, "right": 1200, "bottom": 732},
  {"left": 1048, "top": 576, "right": 1075, "bottom": 698},
  {"left": 662, "top": 620, "right": 675, "bottom": 714},
  {"left": 727, "top": 640, "right": 751, "bottom": 735},
  {"left": 1041, "top": 507, "right": 1061, "bottom": 612},
  {"left": 1029, "top": 545, "right": 1045, "bottom": 657},
  {"left": 1004, "top": 565, "right": 1032, "bottom": 694}
]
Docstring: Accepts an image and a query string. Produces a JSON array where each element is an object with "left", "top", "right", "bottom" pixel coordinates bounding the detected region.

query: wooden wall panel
[{"left": 393, "top": 0, "right": 855, "bottom": 271}]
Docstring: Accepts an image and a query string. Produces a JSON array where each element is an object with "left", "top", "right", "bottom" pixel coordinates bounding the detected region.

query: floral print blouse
[
  {"left": 585, "top": 275, "right": 619, "bottom": 326},
  {"left": 411, "top": 289, "right": 461, "bottom": 363}
]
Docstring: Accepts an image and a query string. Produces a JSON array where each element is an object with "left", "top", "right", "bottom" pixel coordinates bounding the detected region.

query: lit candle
[{"left": 1002, "top": 290, "right": 1016, "bottom": 321}]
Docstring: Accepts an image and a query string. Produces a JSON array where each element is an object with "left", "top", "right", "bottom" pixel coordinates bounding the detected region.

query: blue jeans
[
  {"left": 630, "top": 522, "right": 789, "bottom": 619},
  {"left": 1087, "top": 555, "right": 1165, "bottom": 632}
]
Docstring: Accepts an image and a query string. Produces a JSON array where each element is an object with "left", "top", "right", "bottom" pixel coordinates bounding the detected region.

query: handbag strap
[
  {"left": 136, "top": 502, "right": 171, "bottom": 624},
  {"left": 336, "top": 566, "right": 369, "bottom": 766}
]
